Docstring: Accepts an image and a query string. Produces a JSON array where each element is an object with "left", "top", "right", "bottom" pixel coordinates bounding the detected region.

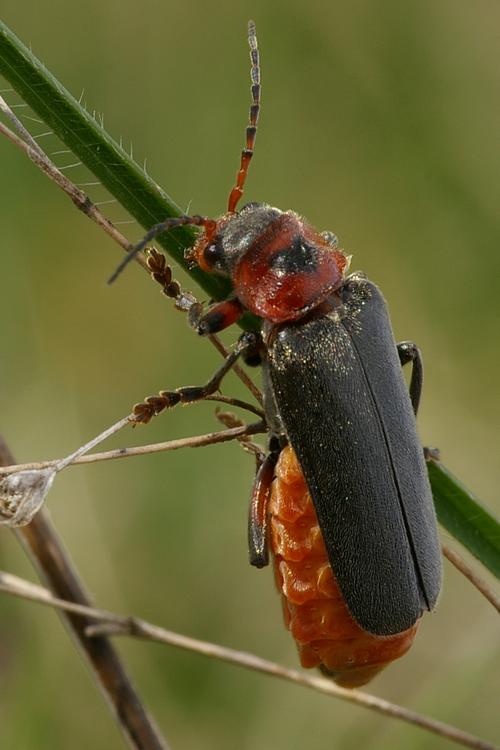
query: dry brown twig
[
  {"left": 0, "top": 421, "right": 266, "bottom": 475},
  {"left": 0, "top": 569, "right": 497, "bottom": 750},
  {"left": 0, "top": 105, "right": 148, "bottom": 273},
  {"left": 0, "top": 438, "right": 170, "bottom": 750},
  {"left": 443, "top": 544, "right": 500, "bottom": 615}
]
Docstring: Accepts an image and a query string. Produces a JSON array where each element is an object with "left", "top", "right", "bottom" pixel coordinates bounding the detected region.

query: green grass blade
[
  {"left": 429, "top": 460, "right": 500, "bottom": 579},
  {"left": 0, "top": 19, "right": 231, "bottom": 302}
]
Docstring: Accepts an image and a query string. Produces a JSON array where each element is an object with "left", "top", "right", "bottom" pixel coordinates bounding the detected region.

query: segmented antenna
[
  {"left": 227, "top": 20, "right": 261, "bottom": 213},
  {"left": 108, "top": 21, "right": 260, "bottom": 284},
  {"left": 107, "top": 215, "right": 216, "bottom": 284}
]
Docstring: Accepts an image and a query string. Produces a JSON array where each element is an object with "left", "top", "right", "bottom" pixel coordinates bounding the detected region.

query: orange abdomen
[{"left": 269, "top": 445, "right": 419, "bottom": 688}]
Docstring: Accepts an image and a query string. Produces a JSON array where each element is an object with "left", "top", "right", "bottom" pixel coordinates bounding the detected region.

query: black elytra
[{"left": 262, "top": 275, "right": 442, "bottom": 634}]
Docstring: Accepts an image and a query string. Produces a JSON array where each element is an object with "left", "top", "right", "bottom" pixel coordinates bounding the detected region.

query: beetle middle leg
[
  {"left": 398, "top": 343, "right": 440, "bottom": 463},
  {"left": 248, "top": 441, "right": 282, "bottom": 569},
  {"left": 397, "top": 341, "right": 423, "bottom": 416},
  {"left": 133, "top": 331, "right": 260, "bottom": 424}
]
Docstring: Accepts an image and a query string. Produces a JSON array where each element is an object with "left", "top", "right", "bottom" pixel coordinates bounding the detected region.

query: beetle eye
[{"left": 203, "top": 243, "right": 221, "bottom": 267}]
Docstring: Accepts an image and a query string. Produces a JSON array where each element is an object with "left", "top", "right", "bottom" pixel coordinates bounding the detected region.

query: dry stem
[
  {"left": 0, "top": 437, "right": 169, "bottom": 750},
  {"left": 0, "top": 421, "right": 265, "bottom": 474},
  {"left": 443, "top": 544, "right": 500, "bottom": 614},
  {"left": 0, "top": 569, "right": 496, "bottom": 750}
]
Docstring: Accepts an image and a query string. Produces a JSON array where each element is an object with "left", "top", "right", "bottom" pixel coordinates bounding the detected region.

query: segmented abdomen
[{"left": 269, "top": 445, "right": 419, "bottom": 688}]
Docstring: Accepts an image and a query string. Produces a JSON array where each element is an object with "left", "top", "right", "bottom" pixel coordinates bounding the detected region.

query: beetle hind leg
[
  {"left": 248, "top": 448, "right": 281, "bottom": 568},
  {"left": 398, "top": 343, "right": 441, "bottom": 462},
  {"left": 397, "top": 341, "right": 423, "bottom": 415}
]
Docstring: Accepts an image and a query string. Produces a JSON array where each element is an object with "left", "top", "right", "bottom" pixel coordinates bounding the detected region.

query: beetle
[{"left": 113, "top": 20, "right": 442, "bottom": 687}]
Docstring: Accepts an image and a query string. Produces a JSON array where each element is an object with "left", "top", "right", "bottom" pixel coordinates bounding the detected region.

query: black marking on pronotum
[{"left": 268, "top": 237, "right": 320, "bottom": 275}]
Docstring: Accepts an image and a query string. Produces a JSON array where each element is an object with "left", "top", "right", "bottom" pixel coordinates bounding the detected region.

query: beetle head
[{"left": 188, "top": 202, "right": 281, "bottom": 275}]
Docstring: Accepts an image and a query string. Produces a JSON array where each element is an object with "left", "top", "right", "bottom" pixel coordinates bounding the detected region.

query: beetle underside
[{"left": 270, "top": 446, "right": 419, "bottom": 688}]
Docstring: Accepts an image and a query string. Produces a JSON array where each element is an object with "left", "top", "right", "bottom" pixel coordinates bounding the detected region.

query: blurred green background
[{"left": 1, "top": 1, "right": 499, "bottom": 748}]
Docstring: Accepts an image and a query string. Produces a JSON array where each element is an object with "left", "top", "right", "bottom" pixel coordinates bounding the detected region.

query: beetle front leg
[
  {"left": 397, "top": 341, "right": 423, "bottom": 416},
  {"left": 248, "top": 447, "right": 281, "bottom": 568},
  {"left": 133, "top": 331, "right": 259, "bottom": 424},
  {"left": 188, "top": 297, "right": 245, "bottom": 335}
]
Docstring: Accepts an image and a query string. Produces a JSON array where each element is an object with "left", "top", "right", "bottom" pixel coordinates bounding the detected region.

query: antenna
[
  {"left": 227, "top": 20, "right": 261, "bottom": 213},
  {"left": 108, "top": 21, "right": 260, "bottom": 284}
]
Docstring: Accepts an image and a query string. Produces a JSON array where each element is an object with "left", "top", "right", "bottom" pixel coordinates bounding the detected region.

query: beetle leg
[
  {"left": 189, "top": 297, "right": 245, "bottom": 335},
  {"left": 133, "top": 332, "right": 259, "bottom": 423},
  {"left": 424, "top": 446, "right": 440, "bottom": 462},
  {"left": 397, "top": 341, "right": 423, "bottom": 416},
  {"left": 248, "top": 449, "right": 281, "bottom": 568}
]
